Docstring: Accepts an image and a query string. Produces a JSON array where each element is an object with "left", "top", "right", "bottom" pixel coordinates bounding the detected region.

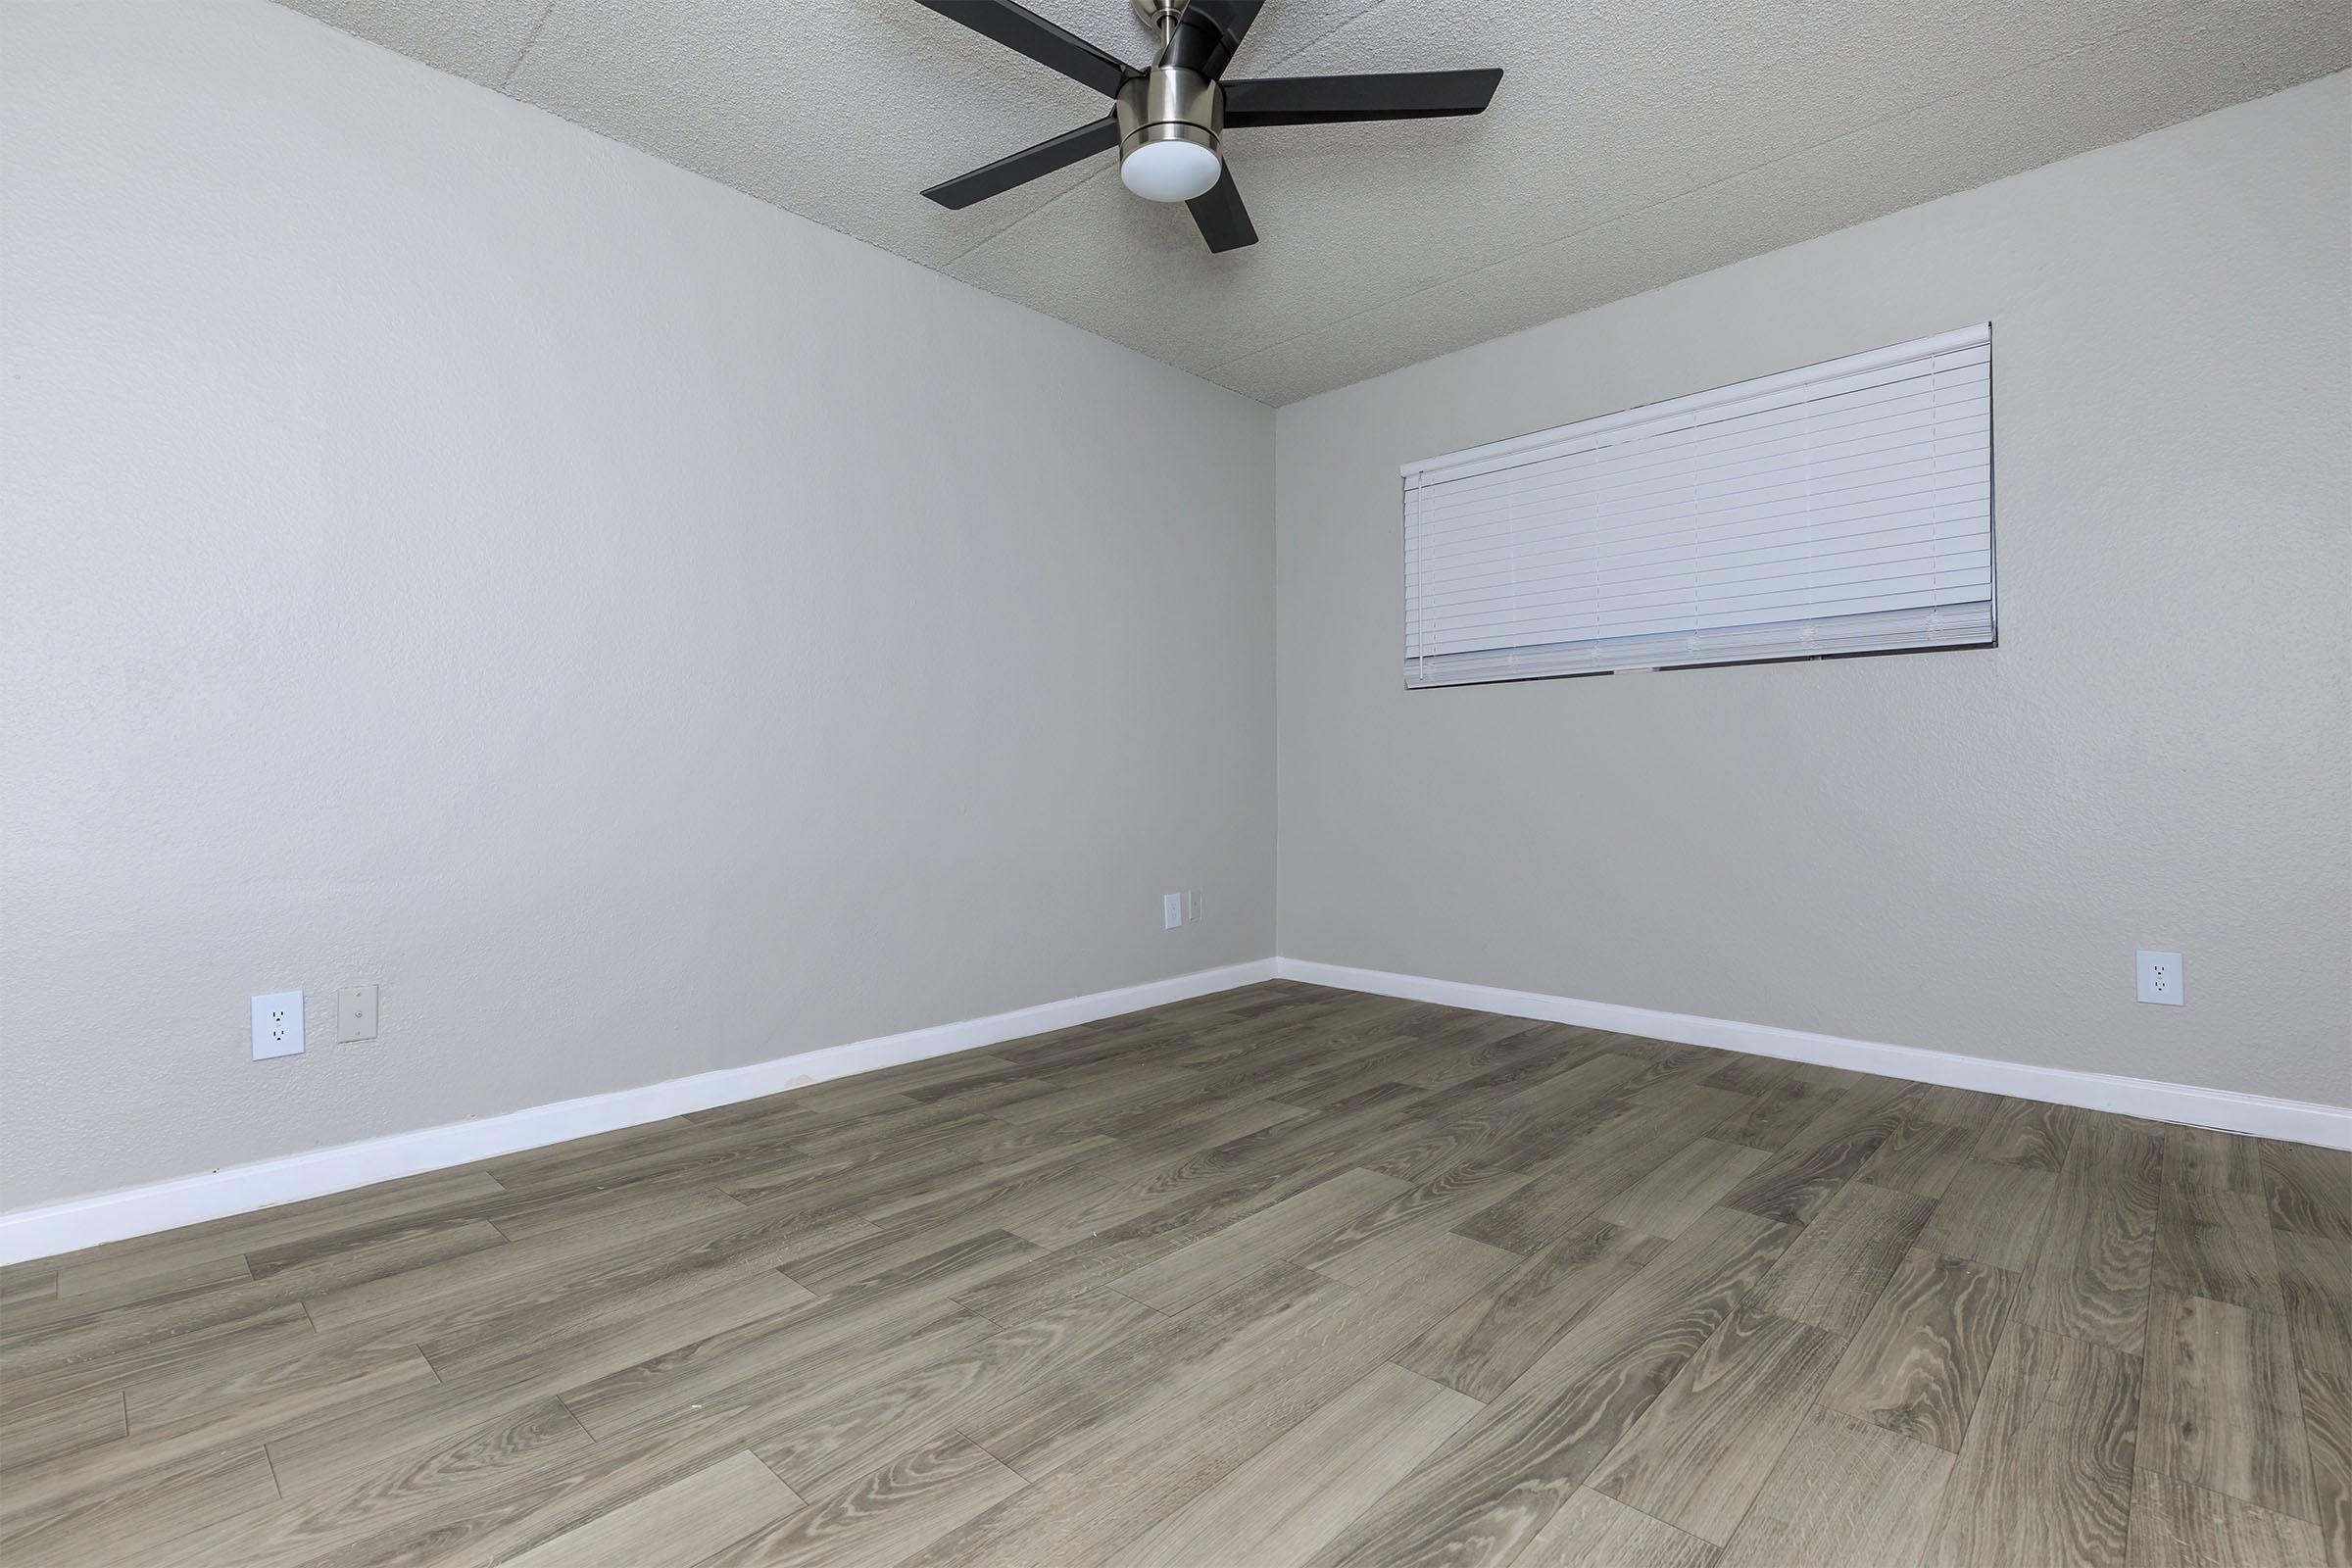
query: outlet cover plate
[
  {"left": 253, "top": 990, "right": 304, "bottom": 1059},
  {"left": 2136, "top": 951, "right": 2183, "bottom": 1005},
  {"left": 1163, "top": 893, "right": 1184, "bottom": 930},
  {"left": 337, "top": 985, "right": 378, "bottom": 1043}
]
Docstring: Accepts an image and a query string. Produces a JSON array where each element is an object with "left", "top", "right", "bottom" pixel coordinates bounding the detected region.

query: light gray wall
[
  {"left": 0, "top": 2, "right": 1273, "bottom": 1209},
  {"left": 1276, "top": 73, "right": 2350, "bottom": 1108}
]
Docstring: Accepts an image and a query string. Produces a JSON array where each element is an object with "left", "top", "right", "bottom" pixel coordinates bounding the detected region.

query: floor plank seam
[
  {"left": 950, "top": 1423, "right": 1040, "bottom": 1486},
  {"left": 557, "top": 1396, "right": 598, "bottom": 1446},
  {"left": 949, "top": 1296, "right": 1012, "bottom": 1332},
  {"left": 1603, "top": 1478, "right": 1734, "bottom": 1556}
]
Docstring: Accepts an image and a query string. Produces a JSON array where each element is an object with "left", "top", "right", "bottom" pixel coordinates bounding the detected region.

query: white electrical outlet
[
  {"left": 2136, "top": 951, "right": 2183, "bottom": 1005},
  {"left": 1186, "top": 889, "right": 1200, "bottom": 924},
  {"left": 252, "top": 990, "right": 304, "bottom": 1059},
  {"left": 337, "top": 985, "right": 378, "bottom": 1043},
  {"left": 1163, "top": 893, "right": 1184, "bottom": 930}
]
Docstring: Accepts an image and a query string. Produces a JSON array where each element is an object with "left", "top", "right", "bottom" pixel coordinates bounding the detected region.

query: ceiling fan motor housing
[{"left": 1116, "top": 65, "right": 1222, "bottom": 167}]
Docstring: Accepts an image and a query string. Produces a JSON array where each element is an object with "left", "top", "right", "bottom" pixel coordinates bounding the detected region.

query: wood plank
[
  {"left": 2164, "top": 1124, "right": 2267, "bottom": 1200},
  {"left": 1704, "top": 1061, "right": 1853, "bottom": 1152},
  {"left": 1596, "top": 1138, "right": 1772, "bottom": 1239},
  {"left": 1818, "top": 1248, "right": 2021, "bottom": 1451},
  {"left": 2295, "top": 1353, "right": 2352, "bottom": 1568},
  {"left": 1394, "top": 1218, "right": 1671, "bottom": 1401},
  {"left": 1907, "top": 1084, "right": 2005, "bottom": 1131},
  {"left": 753, "top": 1286, "right": 1164, "bottom": 1499},
  {"left": 1718, "top": 1079, "right": 1911, "bottom": 1227},
  {"left": 2158, "top": 1190, "right": 2286, "bottom": 1314},
  {"left": 1715, "top": 1405, "right": 1953, "bottom": 1568},
  {"left": 420, "top": 1254, "right": 818, "bottom": 1397},
  {"left": 557, "top": 1292, "right": 993, "bottom": 1448},
  {"left": 2024, "top": 1117, "right": 2163, "bottom": 1353},
  {"left": 1975, "top": 1098, "right": 2080, "bottom": 1171},
  {"left": 1747, "top": 1180, "right": 1936, "bottom": 1337},
  {"left": 1453, "top": 1101, "right": 1696, "bottom": 1253},
  {"left": 1307, "top": 1205, "right": 1800, "bottom": 1568},
  {"left": 998, "top": 1100, "right": 1315, "bottom": 1250},
  {"left": 14, "top": 1166, "right": 508, "bottom": 1288},
  {"left": 691, "top": 1434, "right": 1025, "bottom": 1568},
  {"left": 1107, "top": 1361, "right": 1482, "bottom": 1568},
  {"left": 0, "top": 1441, "right": 279, "bottom": 1565},
  {"left": 2130, "top": 1464, "right": 2330, "bottom": 1567},
  {"left": 125, "top": 1336, "right": 440, "bottom": 1448},
  {"left": 50, "top": 1250, "right": 254, "bottom": 1311},
  {"left": 503, "top": 1449, "right": 803, "bottom": 1568},
  {"left": 1300, "top": 1165, "right": 1533, "bottom": 1288},
  {"left": 1110, "top": 1167, "right": 1409, "bottom": 1312},
  {"left": 2263, "top": 1142, "right": 2352, "bottom": 1243},
  {"left": 2274, "top": 1229, "right": 2352, "bottom": 1566},
  {"left": 1585, "top": 1304, "right": 1842, "bottom": 1543},
  {"left": 780, "top": 1223, "right": 1038, "bottom": 1301},
  {"left": 1916, "top": 1159, "right": 2059, "bottom": 1272},
  {"left": 1518, "top": 1487, "right": 1718, "bottom": 1568},
  {"left": 0, "top": 1387, "right": 123, "bottom": 1475},
  {"left": 1922, "top": 1324, "right": 2142, "bottom": 1568},
  {"left": 2140, "top": 1290, "right": 2315, "bottom": 1520},
  {"left": 905, "top": 1234, "right": 1518, "bottom": 1568},
  {"left": 0, "top": 1295, "right": 314, "bottom": 1410},
  {"left": 959, "top": 1261, "right": 1349, "bottom": 1481},
  {"left": 0, "top": 1265, "right": 58, "bottom": 1311},
  {"left": 1855, "top": 1118, "right": 1979, "bottom": 1199}
]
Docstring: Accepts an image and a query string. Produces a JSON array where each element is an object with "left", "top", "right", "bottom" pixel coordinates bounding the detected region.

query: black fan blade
[
  {"left": 1186, "top": 164, "right": 1256, "bottom": 253},
  {"left": 1164, "top": 0, "right": 1261, "bottom": 77},
  {"left": 923, "top": 115, "right": 1120, "bottom": 208},
  {"left": 1222, "top": 68, "right": 1502, "bottom": 125},
  {"left": 911, "top": 0, "right": 1132, "bottom": 97}
]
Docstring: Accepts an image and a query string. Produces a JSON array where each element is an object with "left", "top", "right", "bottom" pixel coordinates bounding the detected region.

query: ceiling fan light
[{"left": 1120, "top": 137, "right": 1222, "bottom": 202}]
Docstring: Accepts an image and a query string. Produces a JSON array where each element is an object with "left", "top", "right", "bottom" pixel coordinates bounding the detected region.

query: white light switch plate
[
  {"left": 337, "top": 985, "right": 378, "bottom": 1043},
  {"left": 2136, "top": 951, "right": 2183, "bottom": 1005},
  {"left": 253, "top": 990, "right": 304, "bottom": 1059}
]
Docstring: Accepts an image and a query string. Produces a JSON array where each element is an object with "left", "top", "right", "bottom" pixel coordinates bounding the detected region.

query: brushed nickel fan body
[{"left": 913, "top": 0, "right": 1504, "bottom": 253}]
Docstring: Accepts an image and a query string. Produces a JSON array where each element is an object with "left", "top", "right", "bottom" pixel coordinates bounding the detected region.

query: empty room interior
[{"left": 4, "top": 1, "right": 2350, "bottom": 1564}]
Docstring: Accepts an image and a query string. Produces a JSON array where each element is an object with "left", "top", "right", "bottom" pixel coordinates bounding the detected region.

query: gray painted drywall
[
  {"left": 1275, "top": 72, "right": 2351, "bottom": 1109},
  {"left": 0, "top": 2, "right": 1273, "bottom": 1210}
]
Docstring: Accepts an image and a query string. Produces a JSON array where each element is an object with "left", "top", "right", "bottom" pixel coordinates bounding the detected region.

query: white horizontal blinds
[{"left": 1402, "top": 324, "right": 1994, "bottom": 686}]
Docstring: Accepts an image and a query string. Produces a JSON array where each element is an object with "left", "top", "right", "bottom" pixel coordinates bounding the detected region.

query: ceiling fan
[{"left": 913, "top": 0, "right": 1503, "bottom": 253}]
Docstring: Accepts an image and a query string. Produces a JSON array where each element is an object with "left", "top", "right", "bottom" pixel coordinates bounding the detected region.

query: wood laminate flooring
[{"left": 3, "top": 981, "right": 2346, "bottom": 1567}]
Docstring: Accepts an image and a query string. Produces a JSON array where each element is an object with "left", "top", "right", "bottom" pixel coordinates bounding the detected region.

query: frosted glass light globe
[{"left": 1121, "top": 139, "right": 1221, "bottom": 202}]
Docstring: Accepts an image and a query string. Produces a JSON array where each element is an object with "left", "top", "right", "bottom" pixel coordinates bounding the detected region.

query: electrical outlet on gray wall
[
  {"left": 252, "top": 991, "right": 303, "bottom": 1059},
  {"left": 2136, "top": 951, "right": 2183, "bottom": 1005}
]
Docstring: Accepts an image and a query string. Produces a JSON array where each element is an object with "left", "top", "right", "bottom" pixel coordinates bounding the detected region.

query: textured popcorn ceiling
[{"left": 274, "top": 0, "right": 2350, "bottom": 403}]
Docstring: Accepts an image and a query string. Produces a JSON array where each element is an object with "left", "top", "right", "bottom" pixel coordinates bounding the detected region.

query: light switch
[{"left": 337, "top": 985, "right": 378, "bottom": 1042}]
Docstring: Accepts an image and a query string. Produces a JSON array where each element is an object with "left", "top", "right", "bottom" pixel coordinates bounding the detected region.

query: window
[{"left": 1401, "top": 324, "right": 1994, "bottom": 687}]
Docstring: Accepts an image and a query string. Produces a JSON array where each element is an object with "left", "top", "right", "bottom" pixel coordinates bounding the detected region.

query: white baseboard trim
[
  {"left": 0, "top": 958, "right": 1277, "bottom": 1267},
  {"left": 1277, "top": 958, "right": 2352, "bottom": 1152}
]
